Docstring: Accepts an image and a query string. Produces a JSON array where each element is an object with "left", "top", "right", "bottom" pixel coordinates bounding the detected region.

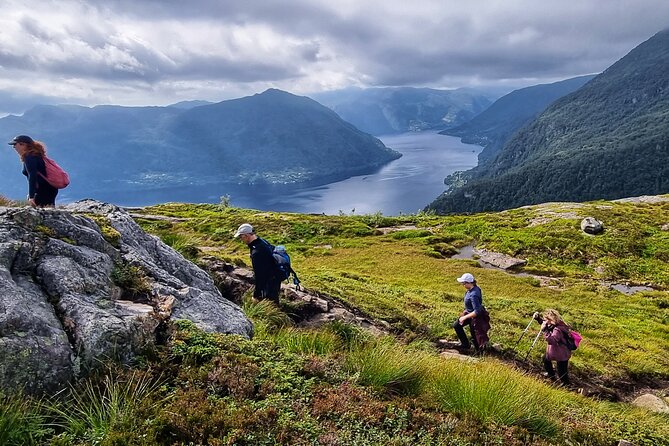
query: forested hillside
[
  {"left": 429, "top": 29, "right": 669, "bottom": 214},
  {"left": 441, "top": 75, "right": 595, "bottom": 166}
]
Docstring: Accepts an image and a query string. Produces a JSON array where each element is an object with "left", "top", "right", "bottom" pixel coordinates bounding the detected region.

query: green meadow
[
  {"left": 137, "top": 197, "right": 669, "bottom": 381},
  {"left": 2, "top": 196, "right": 668, "bottom": 445}
]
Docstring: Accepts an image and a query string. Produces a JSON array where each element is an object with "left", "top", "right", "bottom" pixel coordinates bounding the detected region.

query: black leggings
[
  {"left": 35, "top": 187, "right": 58, "bottom": 206},
  {"left": 543, "top": 356, "right": 570, "bottom": 385}
]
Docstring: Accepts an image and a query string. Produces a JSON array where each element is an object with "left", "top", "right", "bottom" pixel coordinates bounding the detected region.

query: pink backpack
[{"left": 39, "top": 156, "right": 70, "bottom": 189}]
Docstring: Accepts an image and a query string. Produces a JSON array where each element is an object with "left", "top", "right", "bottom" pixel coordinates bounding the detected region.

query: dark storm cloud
[{"left": 1, "top": 0, "right": 668, "bottom": 106}]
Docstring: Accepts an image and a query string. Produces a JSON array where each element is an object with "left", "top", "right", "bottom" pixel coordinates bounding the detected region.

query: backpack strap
[{"left": 289, "top": 266, "right": 301, "bottom": 290}]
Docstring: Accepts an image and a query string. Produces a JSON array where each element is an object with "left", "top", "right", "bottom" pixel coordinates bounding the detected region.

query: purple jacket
[{"left": 544, "top": 322, "right": 572, "bottom": 362}]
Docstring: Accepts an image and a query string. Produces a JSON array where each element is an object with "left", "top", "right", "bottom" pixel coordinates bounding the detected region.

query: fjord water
[{"left": 97, "top": 132, "right": 481, "bottom": 215}]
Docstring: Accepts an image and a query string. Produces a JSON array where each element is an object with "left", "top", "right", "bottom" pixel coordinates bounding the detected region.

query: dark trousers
[
  {"left": 259, "top": 279, "right": 282, "bottom": 304},
  {"left": 35, "top": 187, "right": 58, "bottom": 206},
  {"left": 452, "top": 318, "right": 480, "bottom": 350},
  {"left": 543, "top": 356, "right": 570, "bottom": 385}
]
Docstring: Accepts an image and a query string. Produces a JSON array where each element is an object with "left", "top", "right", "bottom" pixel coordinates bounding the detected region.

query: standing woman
[
  {"left": 452, "top": 272, "right": 491, "bottom": 352},
  {"left": 535, "top": 309, "right": 572, "bottom": 386},
  {"left": 9, "top": 135, "right": 58, "bottom": 207}
]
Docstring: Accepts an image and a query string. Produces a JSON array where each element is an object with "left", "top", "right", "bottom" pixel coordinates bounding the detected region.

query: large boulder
[
  {"left": 0, "top": 200, "right": 252, "bottom": 394},
  {"left": 581, "top": 217, "right": 604, "bottom": 235}
]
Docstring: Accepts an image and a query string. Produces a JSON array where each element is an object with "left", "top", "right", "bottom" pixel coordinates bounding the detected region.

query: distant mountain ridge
[
  {"left": 441, "top": 75, "right": 596, "bottom": 166},
  {"left": 0, "top": 89, "right": 400, "bottom": 200},
  {"left": 311, "top": 87, "right": 497, "bottom": 135},
  {"left": 428, "top": 29, "right": 669, "bottom": 214}
]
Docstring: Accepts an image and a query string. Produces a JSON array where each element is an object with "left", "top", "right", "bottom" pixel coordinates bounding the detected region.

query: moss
[
  {"left": 36, "top": 225, "right": 55, "bottom": 237},
  {"left": 85, "top": 214, "right": 122, "bottom": 247}
]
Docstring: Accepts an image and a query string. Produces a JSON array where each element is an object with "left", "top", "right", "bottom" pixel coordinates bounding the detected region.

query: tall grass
[
  {"left": 0, "top": 391, "right": 50, "bottom": 446},
  {"left": 427, "top": 359, "right": 560, "bottom": 436},
  {"left": 345, "top": 338, "right": 435, "bottom": 396},
  {"left": 241, "top": 296, "right": 293, "bottom": 336},
  {"left": 345, "top": 337, "right": 561, "bottom": 436},
  {"left": 273, "top": 328, "right": 340, "bottom": 355},
  {"left": 324, "top": 319, "right": 371, "bottom": 350},
  {"left": 0, "top": 194, "right": 17, "bottom": 207},
  {"left": 49, "top": 370, "right": 166, "bottom": 444},
  {"left": 159, "top": 233, "right": 200, "bottom": 259}
]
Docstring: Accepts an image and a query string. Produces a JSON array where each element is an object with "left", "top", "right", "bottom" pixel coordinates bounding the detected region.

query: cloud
[{"left": 0, "top": 0, "right": 667, "bottom": 108}]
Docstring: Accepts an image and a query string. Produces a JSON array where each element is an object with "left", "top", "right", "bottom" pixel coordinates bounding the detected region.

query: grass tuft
[
  {"left": 49, "top": 369, "right": 166, "bottom": 444},
  {"left": 0, "top": 390, "right": 50, "bottom": 446},
  {"left": 345, "top": 338, "right": 434, "bottom": 396}
]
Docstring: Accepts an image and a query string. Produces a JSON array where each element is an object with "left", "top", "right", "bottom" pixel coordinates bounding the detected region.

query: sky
[{"left": 0, "top": 0, "right": 667, "bottom": 113}]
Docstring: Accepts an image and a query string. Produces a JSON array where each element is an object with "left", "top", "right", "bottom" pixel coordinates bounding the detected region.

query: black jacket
[
  {"left": 22, "top": 154, "right": 57, "bottom": 203},
  {"left": 249, "top": 237, "right": 280, "bottom": 298}
]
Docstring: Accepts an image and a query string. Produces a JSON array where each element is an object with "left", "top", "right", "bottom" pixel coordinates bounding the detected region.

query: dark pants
[
  {"left": 543, "top": 356, "right": 570, "bottom": 385},
  {"left": 35, "top": 187, "right": 58, "bottom": 206},
  {"left": 258, "top": 279, "right": 282, "bottom": 304},
  {"left": 452, "top": 318, "right": 480, "bottom": 350}
]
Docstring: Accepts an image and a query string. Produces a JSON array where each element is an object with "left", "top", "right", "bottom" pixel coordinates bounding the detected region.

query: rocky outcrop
[
  {"left": 0, "top": 200, "right": 252, "bottom": 394},
  {"left": 200, "top": 256, "right": 389, "bottom": 336}
]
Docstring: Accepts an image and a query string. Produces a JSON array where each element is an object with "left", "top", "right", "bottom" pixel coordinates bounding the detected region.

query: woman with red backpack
[{"left": 9, "top": 135, "right": 59, "bottom": 207}]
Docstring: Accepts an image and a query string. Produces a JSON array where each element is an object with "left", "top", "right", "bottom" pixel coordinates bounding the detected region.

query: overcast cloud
[{"left": 0, "top": 0, "right": 666, "bottom": 113}]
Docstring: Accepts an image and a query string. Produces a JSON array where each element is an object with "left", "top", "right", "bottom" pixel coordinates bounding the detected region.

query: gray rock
[
  {"left": 581, "top": 217, "right": 604, "bottom": 235},
  {"left": 0, "top": 201, "right": 252, "bottom": 394},
  {"left": 631, "top": 393, "right": 669, "bottom": 414},
  {"left": 473, "top": 248, "right": 527, "bottom": 269}
]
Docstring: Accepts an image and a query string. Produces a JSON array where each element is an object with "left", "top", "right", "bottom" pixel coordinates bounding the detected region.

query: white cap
[
  {"left": 234, "top": 223, "right": 254, "bottom": 238},
  {"left": 456, "top": 273, "right": 475, "bottom": 283}
]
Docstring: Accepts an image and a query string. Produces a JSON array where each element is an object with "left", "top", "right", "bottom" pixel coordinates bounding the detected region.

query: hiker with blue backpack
[
  {"left": 9, "top": 135, "right": 68, "bottom": 207},
  {"left": 234, "top": 223, "right": 300, "bottom": 304},
  {"left": 533, "top": 309, "right": 574, "bottom": 386}
]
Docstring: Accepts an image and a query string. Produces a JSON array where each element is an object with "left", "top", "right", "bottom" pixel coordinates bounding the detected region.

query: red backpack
[{"left": 39, "top": 156, "right": 70, "bottom": 189}]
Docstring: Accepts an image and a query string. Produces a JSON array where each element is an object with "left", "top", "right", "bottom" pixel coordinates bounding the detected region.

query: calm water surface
[{"left": 96, "top": 131, "right": 481, "bottom": 215}]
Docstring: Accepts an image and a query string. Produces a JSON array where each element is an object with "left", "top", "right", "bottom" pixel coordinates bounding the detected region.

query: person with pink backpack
[
  {"left": 9, "top": 135, "right": 69, "bottom": 207},
  {"left": 533, "top": 309, "right": 577, "bottom": 386}
]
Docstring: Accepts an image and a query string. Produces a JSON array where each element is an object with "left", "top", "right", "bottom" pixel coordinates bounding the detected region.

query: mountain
[
  {"left": 311, "top": 87, "right": 497, "bottom": 135},
  {"left": 0, "top": 89, "right": 400, "bottom": 200},
  {"left": 441, "top": 75, "right": 596, "bottom": 166},
  {"left": 168, "top": 100, "right": 215, "bottom": 109},
  {"left": 428, "top": 29, "right": 669, "bottom": 214}
]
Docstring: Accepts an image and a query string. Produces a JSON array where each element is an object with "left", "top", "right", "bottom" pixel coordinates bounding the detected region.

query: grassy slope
[
  {"left": 138, "top": 197, "right": 669, "bottom": 381},
  {"left": 3, "top": 196, "right": 668, "bottom": 445}
]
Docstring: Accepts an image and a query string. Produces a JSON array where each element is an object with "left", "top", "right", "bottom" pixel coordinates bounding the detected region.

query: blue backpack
[{"left": 272, "top": 245, "right": 301, "bottom": 289}]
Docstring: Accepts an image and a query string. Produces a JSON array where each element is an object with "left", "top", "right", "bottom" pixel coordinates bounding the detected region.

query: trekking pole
[
  {"left": 523, "top": 328, "right": 544, "bottom": 362},
  {"left": 514, "top": 316, "right": 536, "bottom": 350}
]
